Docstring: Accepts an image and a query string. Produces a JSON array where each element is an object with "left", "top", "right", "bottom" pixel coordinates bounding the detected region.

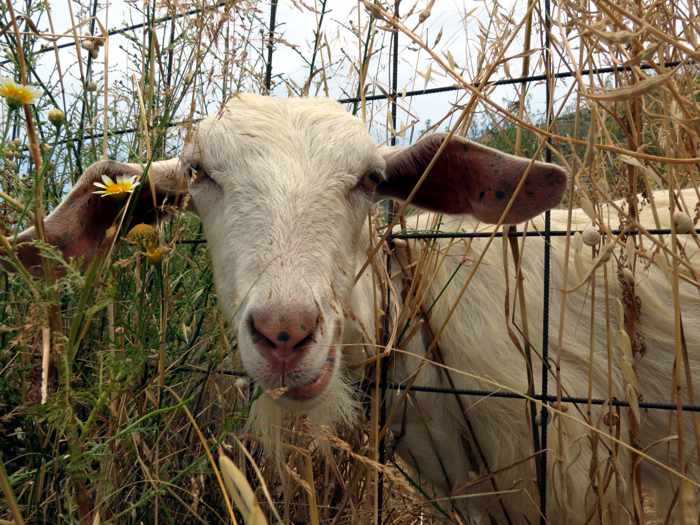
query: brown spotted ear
[
  {"left": 378, "top": 133, "right": 567, "bottom": 224},
  {"left": 11, "top": 158, "right": 187, "bottom": 273}
]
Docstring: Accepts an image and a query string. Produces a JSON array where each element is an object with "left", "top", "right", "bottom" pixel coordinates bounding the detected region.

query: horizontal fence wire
[
  {"left": 42, "top": 61, "right": 691, "bottom": 148},
  {"left": 370, "top": 382, "right": 700, "bottom": 413},
  {"left": 390, "top": 227, "right": 700, "bottom": 239},
  {"left": 0, "top": 0, "right": 232, "bottom": 67},
  {"left": 175, "top": 227, "right": 700, "bottom": 245},
  {"left": 337, "top": 60, "right": 687, "bottom": 104},
  {"left": 179, "top": 366, "right": 700, "bottom": 413}
]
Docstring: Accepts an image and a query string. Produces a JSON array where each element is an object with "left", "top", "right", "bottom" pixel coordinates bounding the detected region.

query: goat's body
[{"left": 349, "top": 189, "right": 700, "bottom": 523}]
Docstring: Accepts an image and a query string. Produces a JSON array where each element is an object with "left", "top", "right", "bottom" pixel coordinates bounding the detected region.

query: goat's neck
[{"left": 346, "top": 217, "right": 443, "bottom": 366}]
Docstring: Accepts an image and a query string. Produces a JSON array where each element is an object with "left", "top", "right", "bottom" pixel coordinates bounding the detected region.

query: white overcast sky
[{"left": 6, "top": 0, "right": 582, "bottom": 146}]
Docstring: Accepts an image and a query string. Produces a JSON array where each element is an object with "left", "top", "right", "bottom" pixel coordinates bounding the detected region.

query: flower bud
[
  {"left": 127, "top": 223, "right": 158, "bottom": 250},
  {"left": 672, "top": 211, "right": 694, "bottom": 234},
  {"left": 146, "top": 246, "right": 170, "bottom": 264},
  {"left": 582, "top": 226, "right": 601, "bottom": 247},
  {"left": 47, "top": 107, "right": 65, "bottom": 127}
]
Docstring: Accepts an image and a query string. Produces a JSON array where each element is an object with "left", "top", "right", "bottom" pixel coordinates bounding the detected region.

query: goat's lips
[{"left": 285, "top": 348, "right": 336, "bottom": 401}]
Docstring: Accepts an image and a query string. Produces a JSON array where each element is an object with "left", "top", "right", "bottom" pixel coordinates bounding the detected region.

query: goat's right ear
[
  {"left": 9, "top": 158, "right": 188, "bottom": 273},
  {"left": 378, "top": 134, "right": 567, "bottom": 224}
]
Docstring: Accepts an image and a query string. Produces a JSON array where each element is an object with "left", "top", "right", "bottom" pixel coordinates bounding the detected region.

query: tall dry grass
[{"left": 1, "top": 0, "right": 699, "bottom": 523}]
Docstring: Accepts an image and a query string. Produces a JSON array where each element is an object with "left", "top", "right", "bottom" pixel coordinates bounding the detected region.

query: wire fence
[
  {"left": 256, "top": 2, "right": 698, "bottom": 524},
  {"left": 45, "top": 59, "right": 688, "bottom": 148},
  {"left": 100, "top": 1, "right": 700, "bottom": 522},
  {"left": 0, "top": 1, "right": 232, "bottom": 68},
  {"left": 6, "top": 0, "right": 698, "bottom": 523}
]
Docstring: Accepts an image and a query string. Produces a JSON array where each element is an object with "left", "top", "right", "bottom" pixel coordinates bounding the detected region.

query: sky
[{"left": 2, "top": 0, "right": 581, "bottom": 148}]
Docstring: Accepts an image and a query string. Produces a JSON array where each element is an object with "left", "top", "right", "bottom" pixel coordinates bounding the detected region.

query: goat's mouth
[{"left": 283, "top": 347, "right": 337, "bottom": 401}]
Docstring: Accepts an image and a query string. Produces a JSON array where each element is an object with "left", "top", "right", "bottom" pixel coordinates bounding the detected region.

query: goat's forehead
[{"left": 192, "top": 96, "right": 382, "bottom": 177}]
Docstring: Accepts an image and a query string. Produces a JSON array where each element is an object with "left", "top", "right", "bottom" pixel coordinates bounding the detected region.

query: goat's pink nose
[{"left": 247, "top": 306, "right": 320, "bottom": 369}]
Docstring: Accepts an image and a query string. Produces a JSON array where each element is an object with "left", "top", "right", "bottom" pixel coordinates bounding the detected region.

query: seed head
[
  {"left": 582, "top": 226, "right": 601, "bottom": 247},
  {"left": 47, "top": 108, "right": 65, "bottom": 127},
  {"left": 672, "top": 211, "right": 694, "bottom": 234}
]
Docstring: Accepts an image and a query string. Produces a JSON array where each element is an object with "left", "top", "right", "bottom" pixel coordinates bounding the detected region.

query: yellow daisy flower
[
  {"left": 93, "top": 174, "right": 140, "bottom": 198},
  {"left": 0, "top": 77, "right": 41, "bottom": 109}
]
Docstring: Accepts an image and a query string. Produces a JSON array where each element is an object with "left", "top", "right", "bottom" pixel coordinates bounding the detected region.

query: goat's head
[
  {"left": 11, "top": 94, "right": 567, "bottom": 423},
  {"left": 183, "top": 97, "right": 384, "bottom": 409}
]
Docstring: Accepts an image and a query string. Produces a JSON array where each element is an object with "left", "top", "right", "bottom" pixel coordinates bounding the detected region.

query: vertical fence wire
[
  {"left": 377, "top": 3, "right": 400, "bottom": 523},
  {"left": 538, "top": 0, "right": 554, "bottom": 522},
  {"left": 264, "top": 0, "right": 279, "bottom": 94}
]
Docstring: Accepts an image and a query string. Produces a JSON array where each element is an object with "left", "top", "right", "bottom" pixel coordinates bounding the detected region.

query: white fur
[
  {"left": 187, "top": 94, "right": 699, "bottom": 523},
  {"left": 187, "top": 95, "right": 381, "bottom": 429},
  {"left": 386, "top": 191, "right": 699, "bottom": 522}
]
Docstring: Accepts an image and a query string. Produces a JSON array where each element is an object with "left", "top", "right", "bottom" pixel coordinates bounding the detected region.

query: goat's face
[
  {"left": 15, "top": 94, "right": 567, "bottom": 420},
  {"left": 184, "top": 96, "right": 384, "bottom": 407}
]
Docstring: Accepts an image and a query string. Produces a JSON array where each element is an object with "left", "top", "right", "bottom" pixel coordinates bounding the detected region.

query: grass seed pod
[
  {"left": 672, "top": 211, "right": 694, "bottom": 234},
  {"left": 582, "top": 226, "right": 601, "bottom": 246},
  {"left": 47, "top": 108, "right": 65, "bottom": 126}
]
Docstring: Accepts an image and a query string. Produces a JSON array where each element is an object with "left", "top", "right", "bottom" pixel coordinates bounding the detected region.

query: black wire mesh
[
  {"left": 10, "top": 0, "right": 698, "bottom": 523},
  {"left": 151, "top": 3, "right": 697, "bottom": 521}
]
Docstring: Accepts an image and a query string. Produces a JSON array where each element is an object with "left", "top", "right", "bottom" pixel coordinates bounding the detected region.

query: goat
[{"left": 8, "top": 94, "right": 699, "bottom": 523}]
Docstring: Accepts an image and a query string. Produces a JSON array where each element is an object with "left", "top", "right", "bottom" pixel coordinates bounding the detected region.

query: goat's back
[{"left": 390, "top": 188, "right": 699, "bottom": 522}]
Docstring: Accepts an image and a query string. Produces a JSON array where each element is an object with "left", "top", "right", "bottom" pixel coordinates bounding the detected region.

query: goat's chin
[{"left": 246, "top": 363, "right": 358, "bottom": 457}]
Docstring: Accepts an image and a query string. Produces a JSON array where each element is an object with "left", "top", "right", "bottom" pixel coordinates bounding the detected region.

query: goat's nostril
[
  {"left": 248, "top": 317, "right": 275, "bottom": 348},
  {"left": 294, "top": 333, "right": 315, "bottom": 351}
]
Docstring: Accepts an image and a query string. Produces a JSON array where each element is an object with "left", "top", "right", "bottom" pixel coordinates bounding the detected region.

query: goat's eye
[
  {"left": 358, "top": 169, "right": 384, "bottom": 193},
  {"left": 188, "top": 162, "right": 210, "bottom": 185}
]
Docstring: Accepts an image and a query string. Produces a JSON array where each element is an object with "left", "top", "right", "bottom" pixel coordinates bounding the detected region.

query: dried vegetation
[{"left": 1, "top": 0, "right": 699, "bottom": 523}]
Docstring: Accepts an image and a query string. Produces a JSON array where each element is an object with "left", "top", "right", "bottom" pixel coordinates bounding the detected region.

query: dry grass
[{"left": 1, "top": 0, "right": 699, "bottom": 523}]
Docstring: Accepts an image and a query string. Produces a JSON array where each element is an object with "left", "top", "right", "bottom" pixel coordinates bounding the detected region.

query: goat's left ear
[{"left": 378, "top": 133, "right": 567, "bottom": 224}]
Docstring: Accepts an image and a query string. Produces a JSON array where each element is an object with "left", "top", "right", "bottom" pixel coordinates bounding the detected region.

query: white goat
[{"left": 12, "top": 94, "right": 699, "bottom": 523}]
